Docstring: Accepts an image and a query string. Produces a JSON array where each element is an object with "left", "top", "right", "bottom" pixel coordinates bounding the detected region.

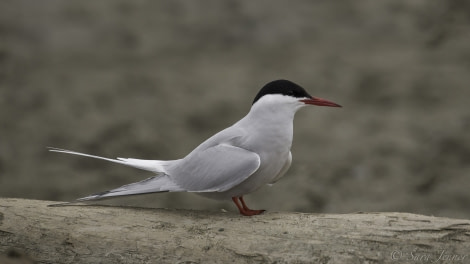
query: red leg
[
  {"left": 232, "top": 197, "right": 265, "bottom": 216},
  {"left": 240, "top": 197, "right": 265, "bottom": 215},
  {"left": 231, "top": 197, "right": 246, "bottom": 215}
]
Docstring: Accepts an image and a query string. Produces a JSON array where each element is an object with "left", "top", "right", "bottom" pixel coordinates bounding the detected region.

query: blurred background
[{"left": 1, "top": 0, "right": 469, "bottom": 219}]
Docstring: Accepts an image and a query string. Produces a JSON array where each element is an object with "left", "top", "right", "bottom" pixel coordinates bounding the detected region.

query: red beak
[{"left": 300, "top": 97, "right": 342, "bottom": 107}]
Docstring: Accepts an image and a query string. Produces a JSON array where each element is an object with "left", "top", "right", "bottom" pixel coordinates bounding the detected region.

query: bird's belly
[{"left": 199, "top": 150, "right": 290, "bottom": 200}]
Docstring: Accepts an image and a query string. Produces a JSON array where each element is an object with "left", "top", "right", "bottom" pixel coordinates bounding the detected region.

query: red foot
[{"left": 232, "top": 197, "right": 265, "bottom": 216}]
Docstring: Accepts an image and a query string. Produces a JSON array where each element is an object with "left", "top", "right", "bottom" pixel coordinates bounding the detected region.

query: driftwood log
[{"left": 0, "top": 198, "right": 469, "bottom": 264}]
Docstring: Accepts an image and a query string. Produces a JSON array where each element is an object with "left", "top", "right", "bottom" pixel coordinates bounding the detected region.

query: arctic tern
[{"left": 49, "top": 79, "right": 341, "bottom": 216}]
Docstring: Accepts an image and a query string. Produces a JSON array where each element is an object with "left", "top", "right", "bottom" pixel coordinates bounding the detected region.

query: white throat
[{"left": 235, "top": 94, "right": 307, "bottom": 150}]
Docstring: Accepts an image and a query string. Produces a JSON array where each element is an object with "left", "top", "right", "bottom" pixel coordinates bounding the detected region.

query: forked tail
[
  {"left": 48, "top": 147, "right": 177, "bottom": 173},
  {"left": 47, "top": 147, "right": 185, "bottom": 203}
]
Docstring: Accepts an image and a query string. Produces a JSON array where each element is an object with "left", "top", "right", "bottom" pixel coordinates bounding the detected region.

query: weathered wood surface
[{"left": 0, "top": 198, "right": 469, "bottom": 263}]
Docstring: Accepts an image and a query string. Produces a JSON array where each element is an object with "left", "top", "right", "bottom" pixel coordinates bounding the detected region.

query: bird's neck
[
  {"left": 247, "top": 102, "right": 296, "bottom": 125},
  {"left": 238, "top": 103, "right": 297, "bottom": 148}
]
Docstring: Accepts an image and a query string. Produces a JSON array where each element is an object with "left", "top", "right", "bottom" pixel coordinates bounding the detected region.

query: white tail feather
[
  {"left": 48, "top": 147, "right": 185, "bottom": 201},
  {"left": 48, "top": 147, "right": 176, "bottom": 173}
]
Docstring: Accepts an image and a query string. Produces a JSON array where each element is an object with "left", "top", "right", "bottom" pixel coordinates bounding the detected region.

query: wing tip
[
  {"left": 48, "top": 201, "right": 81, "bottom": 207},
  {"left": 76, "top": 190, "right": 110, "bottom": 201}
]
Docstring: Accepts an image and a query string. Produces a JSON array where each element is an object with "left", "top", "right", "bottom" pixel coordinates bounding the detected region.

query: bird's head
[{"left": 252, "top": 80, "right": 342, "bottom": 109}]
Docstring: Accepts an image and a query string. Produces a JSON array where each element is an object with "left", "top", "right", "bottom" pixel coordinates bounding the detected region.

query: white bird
[{"left": 49, "top": 80, "right": 341, "bottom": 216}]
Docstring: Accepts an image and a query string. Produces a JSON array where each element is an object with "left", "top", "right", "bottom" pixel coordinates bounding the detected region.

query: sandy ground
[{"left": 1, "top": 1, "right": 469, "bottom": 219}]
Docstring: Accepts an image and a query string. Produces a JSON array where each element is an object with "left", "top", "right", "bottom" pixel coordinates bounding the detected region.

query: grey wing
[
  {"left": 76, "top": 174, "right": 185, "bottom": 201},
  {"left": 169, "top": 143, "right": 261, "bottom": 192}
]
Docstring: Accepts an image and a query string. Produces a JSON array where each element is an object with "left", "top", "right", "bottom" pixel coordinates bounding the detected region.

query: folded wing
[{"left": 169, "top": 143, "right": 261, "bottom": 192}]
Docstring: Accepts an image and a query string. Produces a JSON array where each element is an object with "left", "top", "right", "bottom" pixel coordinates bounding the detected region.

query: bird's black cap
[{"left": 252, "top": 80, "right": 312, "bottom": 105}]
